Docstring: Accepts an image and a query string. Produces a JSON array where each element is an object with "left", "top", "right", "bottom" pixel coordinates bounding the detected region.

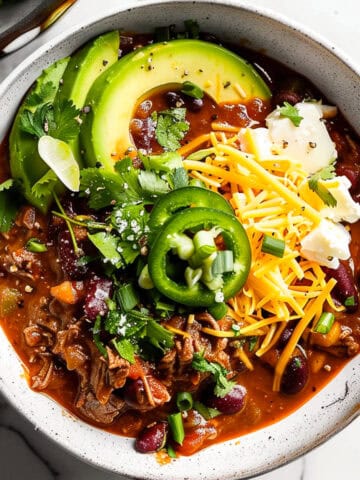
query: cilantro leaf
[
  {"left": 308, "top": 163, "right": 337, "bottom": 207},
  {"left": 112, "top": 338, "right": 136, "bottom": 364},
  {"left": 153, "top": 108, "right": 189, "bottom": 151},
  {"left": 181, "top": 81, "right": 204, "bottom": 99},
  {"left": 80, "top": 158, "right": 142, "bottom": 209},
  {"left": 279, "top": 101, "right": 303, "bottom": 127},
  {"left": 25, "top": 81, "right": 57, "bottom": 108},
  {"left": 0, "top": 183, "right": 19, "bottom": 232},
  {"left": 169, "top": 167, "right": 189, "bottom": 189},
  {"left": 0, "top": 179, "right": 14, "bottom": 192},
  {"left": 191, "top": 352, "right": 236, "bottom": 397},
  {"left": 88, "top": 232, "right": 123, "bottom": 267},
  {"left": 31, "top": 170, "right": 58, "bottom": 199},
  {"left": 47, "top": 97, "right": 82, "bottom": 142},
  {"left": 138, "top": 170, "right": 170, "bottom": 197},
  {"left": 146, "top": 319, "right": 174, "bottom": 352},
  {"left": 19, "top": 103, "right": 51, "bottom": 138}
]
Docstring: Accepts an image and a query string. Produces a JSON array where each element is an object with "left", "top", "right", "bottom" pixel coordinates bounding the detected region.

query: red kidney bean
[
  {"left": 83, "top": 276, "right": 113, "bottom": 320},
  {"left": 203, "top": 384, "right": 247, "bottom": 414},
  {"left": 323, "top": 263, "right": 359, "bottom": 313},
  {"left": 123, "top": 378, "right": 147, "bottom": 409},
  {"left": 135, "top": 421, "right": 168, "bottom": 453},
  {"left": 57, "top": 230, "right": 89, "bottom": 279},
  {"left": 281, "top": 354, "right": 309, "bottom": 395},
  {"left": 277, "top": 320, "right": 297, "bottom": 349},
  {"left": 335, "top": 163, "right": 360, "bottom": 192}
]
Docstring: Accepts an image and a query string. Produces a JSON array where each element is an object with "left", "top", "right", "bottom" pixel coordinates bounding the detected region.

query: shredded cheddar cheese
[{"left": 180, "top": 126, "right": 341, "bottom": 390}]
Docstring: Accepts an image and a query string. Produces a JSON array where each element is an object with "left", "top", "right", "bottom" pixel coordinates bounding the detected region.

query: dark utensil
[{"left": 0, "top": 0, "right": 77, "bottom": 56}]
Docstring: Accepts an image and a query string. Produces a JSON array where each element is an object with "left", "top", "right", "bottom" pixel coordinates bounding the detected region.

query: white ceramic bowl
[{"left": 0, "top": 1, "right": 359, "bottom": 479}]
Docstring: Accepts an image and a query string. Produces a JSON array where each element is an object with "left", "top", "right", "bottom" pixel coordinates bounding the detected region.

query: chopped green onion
[
  {"left": 116, "top": 283, "right": 139, "bottom": 312},
  {"left": 25, "top": 237, "right": 48, "bottom": 253},
  {"left": 138, "top": 264, "right": 154, "bottom": 290},
  {"left": 314, "top": 312, "right": 335, "bottom": 334},
  {"left": 167, "top": 445, "right": 177, "bottom": 458},
  {"left": 261, "top": 234, "right": 285, "bottom": 258},
  {"left": 193, "top": 229, "right": 217, "bottom": 259},
  {"left": 193, "top": 401, "right": 220, "bottom": 420},
  {"left": 169, "top": 232, "right": 195, "bottom": 260},
  {"left": 344, "top": 296, "right": 355, "bottom": 307},
  {"left": 181, "top": 81, "right": 204, "bottom": 99},
  {"left": 93, "top": 316, "right": 107, "bottom": 357},
  {"left": 211, "top": 250, "right": 234, "bottom": 275},
  {"left": 176, "top": 392, "right": 193, "bottom": 411},
  {"left": 208, "top": 302, "right": 228, "bottom": 320},
  {"left": 185, "top": 266, "right": 203, "bottom": 288},
  {"left": 231, "top": 323, "right": 241, "bottom": 336},
  {"left": 168, "top": 412, "right": 185, "bottom": 445}
]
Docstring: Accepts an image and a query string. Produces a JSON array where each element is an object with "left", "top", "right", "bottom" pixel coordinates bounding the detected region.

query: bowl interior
[{"left": 0, "top": 1, "right": 359, "bottom": 479}]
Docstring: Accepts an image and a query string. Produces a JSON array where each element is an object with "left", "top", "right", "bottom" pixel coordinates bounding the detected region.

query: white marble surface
[{"left": 0, "top": 0, "right": 359, "bottom": 479}]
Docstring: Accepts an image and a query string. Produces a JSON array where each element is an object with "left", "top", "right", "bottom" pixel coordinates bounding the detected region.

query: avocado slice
[
  {"left": 9, "top": 57, "right": 70, "bottom": 213},
  {"left": 9, "top": 31, "right": 120, "bottom": 213},
  {"left": 80, "top": 39, "right": 271, "bottom": 169},
  {"left": 56, "top": 30, "right": 120, "bottom": 164}
]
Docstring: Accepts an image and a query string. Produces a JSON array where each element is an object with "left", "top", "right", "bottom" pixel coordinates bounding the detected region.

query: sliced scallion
[
  {"left": 314, "top": 312, "right": 335, "bottom": 334},
  {"left": 211, "top": 250, "right": 234, "bottom": 275},
  {"left": 167, "top": 445, "right": 177, "bottom": 458},
  {"left": 193, "top": 229, "right": 216, "bottom": 258},
  {"left": 169, "top": 232, "right": 195, "bottom": 260},
  {"left": 93, "top": 316, "right": 107, "bottom": 357},
  {"left": 116, "top": 283, "right": 139, "bottom": 312},
  {"left": 25, "top": 237, "right": 48, "bottom": 253},
  {"left": 168, "top": 412, "right": 185, "bottom": 445},
  {"left": 261, "top": 234, "right": 285, "bottom": 258},
  {"left": 176, "top": 392, "right": 193, "bottom": 412}
]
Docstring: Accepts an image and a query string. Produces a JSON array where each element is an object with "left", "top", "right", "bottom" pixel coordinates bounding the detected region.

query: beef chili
[{"left": 0, "top": 24, "right": 360, "bottom": 458}]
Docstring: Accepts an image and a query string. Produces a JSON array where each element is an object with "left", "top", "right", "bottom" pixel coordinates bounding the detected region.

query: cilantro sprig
[
  {"left": 191, "top": 352, "right": 236, "bottom": 397},
  {"left": 19, "top": 95, "right": 82, "bottom": 142},
  {"left": 308, "top": 163, "right": 337, "bottom": 207},
  {"left": 279, "top": 101, "right": 303, "bottom": 127},
  {"left": 103, "top": 306, "right": 174, "bottom": 362},
  {"left": 152, "top": 107, "right": 189, "bottom": 151}
]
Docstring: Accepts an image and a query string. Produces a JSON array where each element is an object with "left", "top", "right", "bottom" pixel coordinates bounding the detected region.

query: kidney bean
[
  {"left": 203, "top": 384, "right": 247, "bottom": 414},
  {"left": 83, "top": 276, "right": 113, "bottom": 320},
  {"left": 123, "top": 378, "right": 147, "bottom": 409},
  {"left": 277, "top": 320, "right": 297, "bottom": 349},
  {"left": 323, "top": 263, "right": 359, "bottom": 313},
  {"left": 335, "top": 163, "right": 360, "bottom": 192},
  {"left": 281, "top": 354, "right": 309, "bottom": 395},
  {"left": 135, "top": 421, "right": 168, "bottom": 453},
  {"left": 57, "top": 230, "right": 89, "bottom": 279}
]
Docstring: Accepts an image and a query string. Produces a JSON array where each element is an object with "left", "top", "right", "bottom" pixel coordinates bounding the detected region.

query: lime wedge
[{"left": 38, "top": 135, "right": 80, "bottom": 192}]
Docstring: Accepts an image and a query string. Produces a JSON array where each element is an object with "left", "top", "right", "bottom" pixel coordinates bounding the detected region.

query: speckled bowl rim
[{"left": 0, "top": 1, "right": 359, "bottom": 479}]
